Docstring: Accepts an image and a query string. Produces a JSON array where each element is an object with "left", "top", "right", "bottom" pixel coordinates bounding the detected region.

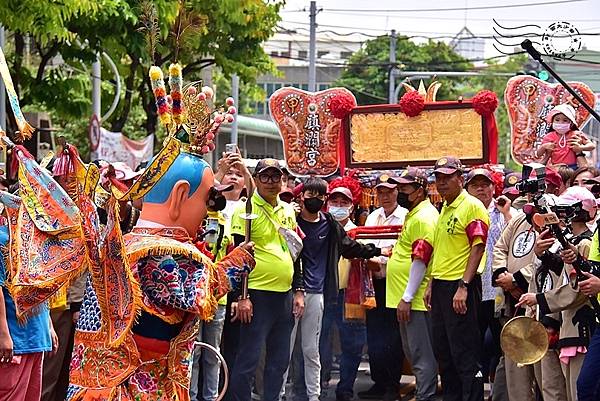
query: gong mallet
[{"left": 521, "top": 39, "right": 600, "bottom": 123}]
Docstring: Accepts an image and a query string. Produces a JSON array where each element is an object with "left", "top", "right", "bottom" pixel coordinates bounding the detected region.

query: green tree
[
  {"left": 0, "top": 0, "right": 282, "bottom": 155},
  {"left": 335, "top": 35, "right": 472, "bottom": 105}
]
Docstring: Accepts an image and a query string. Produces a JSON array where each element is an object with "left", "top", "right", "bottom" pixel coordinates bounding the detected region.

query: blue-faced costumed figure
[
  {"left": 0, "top": 60, "right": 253, "bottom": 401},
  {"left": 65, "top": 64, "right": 253, "bottom": 401}
]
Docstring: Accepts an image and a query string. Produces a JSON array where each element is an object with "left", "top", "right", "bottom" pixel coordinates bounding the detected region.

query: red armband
[
  {"left": 411, "top": 239, "right": 433, "bottom": 265},
  {"left": 465, "top": 220, "right": 488, "bottom": 245}
]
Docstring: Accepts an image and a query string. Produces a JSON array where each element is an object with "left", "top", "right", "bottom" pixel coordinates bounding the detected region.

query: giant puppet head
[{"left": 130, "top": 64, "right": 236, "bottom": 237}]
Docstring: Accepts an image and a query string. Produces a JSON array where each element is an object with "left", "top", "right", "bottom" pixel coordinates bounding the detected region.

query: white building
[
  {"left": 264, "top": 30, "right": 363, "bottom": 67},
  {"left": 450, "top": 27, "right": 485, "bottom": 61}
]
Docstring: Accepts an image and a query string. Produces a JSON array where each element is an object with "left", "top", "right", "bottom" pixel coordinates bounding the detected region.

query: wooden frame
[{"left": 343, "top": 102, "right": 491, "bottom": 169}]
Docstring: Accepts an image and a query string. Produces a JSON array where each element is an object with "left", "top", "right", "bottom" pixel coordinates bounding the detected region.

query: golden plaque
[{"left": 346, "top": 105, "right": 487, "bottom": 168}]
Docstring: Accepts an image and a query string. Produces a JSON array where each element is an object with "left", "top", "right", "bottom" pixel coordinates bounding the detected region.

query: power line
[
  {"left": 323, "top": 0, "right": 586, "bottom": 13},
  {"left": 283, "top": 8, "right": 599, "bottom": 23},
  {"left": 281, "top": 23, "right": 600, "bottom": 40}
]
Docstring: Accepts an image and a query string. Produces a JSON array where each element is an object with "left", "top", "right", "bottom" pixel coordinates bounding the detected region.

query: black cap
[
  {"left": 465, "top": 168, "right": 493, "bottom": 186},
  {"left": 395, "top": 167, "right": 428, "bottom": 187},
  {"left": 375, "top": 173, "right": 400, "bottom": 189},
  {"left": 433, "top": 156, "right": 464, "bottom": 175},
  {"left": 254, "top": 158, "right": 283, "bottom": 175}
]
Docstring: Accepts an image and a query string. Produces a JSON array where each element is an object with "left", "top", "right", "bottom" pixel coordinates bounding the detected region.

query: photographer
[
  {"left": 491, "top": 164, "right": 560, "bottom": 401},
  {"left": 517, "top": 187, "right": 597, "bottom": 401}
]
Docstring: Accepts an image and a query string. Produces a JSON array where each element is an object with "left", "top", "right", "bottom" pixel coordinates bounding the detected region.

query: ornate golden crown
[{"left": 149, "top": 63, "right": 236, "bottom": 155}]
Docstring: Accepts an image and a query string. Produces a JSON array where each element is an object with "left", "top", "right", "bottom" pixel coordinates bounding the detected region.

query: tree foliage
[
  {"left": 0, "top": 0, "right": 282, "bottom": 155},
  {"left": 335, "top": 36, "right": 472, "bottom": 105}
]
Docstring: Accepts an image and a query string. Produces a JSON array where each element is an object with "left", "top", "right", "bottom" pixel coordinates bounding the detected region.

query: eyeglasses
[{"left": 257, "top": 174, "right": 282, "bottom": 184}]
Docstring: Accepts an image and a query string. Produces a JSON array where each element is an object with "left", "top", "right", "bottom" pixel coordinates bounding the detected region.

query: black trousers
[
  {"left": 431, "top": 278, "right": 484, "bottom": 401},
  {"left": 478, "top": 299, "right": 502, "bottom": 382},
  {"left": 228, "top": 290, "right": 294, "bottom": 401},
  {"left": 365, "top": 277, "right": 404, "bottom": 390}
]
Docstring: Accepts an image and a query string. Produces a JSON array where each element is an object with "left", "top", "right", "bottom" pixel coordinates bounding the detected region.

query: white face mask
[
  {"left": 328, "top": 206, "right": 351, "bottom": 221},
  {"left": 552, "top": 122, "right": 571, "bottom": 135}
]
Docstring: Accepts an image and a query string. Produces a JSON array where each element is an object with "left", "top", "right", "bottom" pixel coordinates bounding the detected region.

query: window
[
  {"left": 270, "top": 51, "right": 278, "bottom": 57},
  {"left": 298, "top": 50, "right": 307, "bottom": 59},
  {"left": 318, "top": 83, "right": 329, "bottom": 91},
  {"left": 317, "top": 51, "right": 329, "bottom": 58},
  {"left": 341, "top": 51, "right": 353, "bottom": 59}
]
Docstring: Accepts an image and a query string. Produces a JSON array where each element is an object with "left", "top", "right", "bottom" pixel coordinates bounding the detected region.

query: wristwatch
[
  {"left": 458, "top": 279, "right": 470, "bottom": 289},
  {"left": 576, "top": 152, "right": 585, "bottom": 157}
]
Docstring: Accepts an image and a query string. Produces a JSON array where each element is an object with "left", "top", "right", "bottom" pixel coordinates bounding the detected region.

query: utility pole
[
  {"left": 91, "top": 54, "right": 101, "bottom": 120},
  {"left": 308, "top": 1, "right": 317, "bottom": 92},
  {"left": 0, "top": 26, "right": 5, "bottom": 132},
  {"left": 388, "top": 29, "right": 397, "bottom": 104},
  {"left": 230, "top": 74, "right": 239, "bottom": 145}
]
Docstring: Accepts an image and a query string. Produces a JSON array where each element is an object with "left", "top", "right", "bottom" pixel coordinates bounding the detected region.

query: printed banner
[{"left": 91, "top": 127, "right": 154, "bottom": 170}]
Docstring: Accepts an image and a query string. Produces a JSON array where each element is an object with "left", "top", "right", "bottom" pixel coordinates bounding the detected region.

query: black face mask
[
  {"left": 397, "top": 189, "right": 417, "bottom": 210},
  {"left": 304, "top": 197, "right": 325, "bottom": 214}
]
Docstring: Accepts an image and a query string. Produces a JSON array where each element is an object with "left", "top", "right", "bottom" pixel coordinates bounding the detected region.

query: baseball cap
[
  {"left": 279, "top": 187, "right": 295, "bottom": 202},
  {"left": 433, "top": 156, "right": 464, "bottom": 175},
  {"left": 465, "top": 168, "right": 493, "bottom": 186},
  {"left": 375, "top": 173, "right": 399, "bottom": 189},
  {"left": 254, "top": 158, "right": 283, "bottom": 175},
  {"left": 504, "top": 172, "right": 521, "bottom": 188},
  {"left": 395, "top": 167, "right": 428, "bottom": 187},
  {"left": 543, "top": 168, "right": 562, "bottom": 189},
  {"left": 503, "top": 172, "right": 521, "bottom": 195},
  {"left": 559, "top": 186, "right": 597, "bottom": 216},
  {"left": 329, "top": 186, "right": 354, "bottom": 202}
]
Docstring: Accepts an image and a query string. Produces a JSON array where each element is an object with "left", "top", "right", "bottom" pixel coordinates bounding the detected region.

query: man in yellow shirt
[
  {"left": 386, "top": 167, "right": 438, "bottom": 401},
  {"left": 426, "top": 157, "right": 489, "bottom": 401},
  {"left": 228, "top": 158, "right": 304, "bottom": 401}
]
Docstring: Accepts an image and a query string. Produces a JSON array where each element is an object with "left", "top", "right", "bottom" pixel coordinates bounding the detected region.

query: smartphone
[{"left": 225, "top": 143, "right": 238, "bottom": 154}]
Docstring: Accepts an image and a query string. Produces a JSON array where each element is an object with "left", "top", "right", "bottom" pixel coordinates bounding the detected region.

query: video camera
[{"left": 515, "top": 163, "right": 546, "bottom": 196}]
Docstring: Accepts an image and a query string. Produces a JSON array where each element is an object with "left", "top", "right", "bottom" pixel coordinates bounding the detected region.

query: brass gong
[{"left": 500, "top": 316, "right": 549, "bottom": 366}]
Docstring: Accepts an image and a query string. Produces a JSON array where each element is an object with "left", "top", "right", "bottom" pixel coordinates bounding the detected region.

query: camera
[
  {"left": 515, "top": 163, "right": 546, "bottom": 196},
  {"left": 551, "top": 202, "right": 583, "bottom": 223}
]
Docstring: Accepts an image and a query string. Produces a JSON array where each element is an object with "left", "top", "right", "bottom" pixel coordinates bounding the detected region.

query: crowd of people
[{"left": 2, "top": 102, "right": 600, "bottom": 401}]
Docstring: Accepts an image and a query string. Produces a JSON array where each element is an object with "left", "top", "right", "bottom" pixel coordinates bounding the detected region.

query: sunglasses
[{"left": 257, "top": 174, "right": 282, "bottom": 184}]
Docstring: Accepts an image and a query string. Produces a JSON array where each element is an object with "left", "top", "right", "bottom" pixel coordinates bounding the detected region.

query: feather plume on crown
[
  {"left": 401, "top": 79, "right": 442, "bottom": 102},
  {"left": 149, "top": 64, "right": 236, "bottom": 156}
]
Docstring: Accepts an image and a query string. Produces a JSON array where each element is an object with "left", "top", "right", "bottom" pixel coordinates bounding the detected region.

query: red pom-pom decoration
[
  {"left": 329, "top": 94, "right": 356, "bottom": 120},
  {"left": 472, "top": 90, "right": 499, "bottom": 116},
  {"left": 328, "top": 174, "right": 363, "bottom": 205},
  {"left": 399, "top": 91, "right": 425, "bottom": 117}
]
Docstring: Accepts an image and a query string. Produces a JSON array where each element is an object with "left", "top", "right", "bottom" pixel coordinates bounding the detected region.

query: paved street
[{"left": 283, "top": 362, "right": 492, "bottom": 401}]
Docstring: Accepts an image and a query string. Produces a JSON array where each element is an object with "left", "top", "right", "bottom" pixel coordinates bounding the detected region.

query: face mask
[
  {"left": 329, "top": 206, "right": 351, "bottom": 221},
  {"left": 552, "top": 122, "right": 571, "bottom": 135},
  {"left": 303, "top": 197, "right": 325, "bottom": 214},
  {"left": 397, "top": 190, "right": 416, "bottom": 210}
]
